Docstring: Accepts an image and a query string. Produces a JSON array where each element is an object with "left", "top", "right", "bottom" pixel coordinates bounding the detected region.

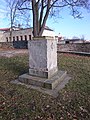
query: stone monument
[
  {"left": 28, "top": 36, "right": 58, "bottom": 78},
  {"left": 18, "top": 36, "right": 70, "bottom": 95}
]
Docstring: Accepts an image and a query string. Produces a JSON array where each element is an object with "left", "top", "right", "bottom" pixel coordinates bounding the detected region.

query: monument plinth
[
  {"left": 28, "top": 36, "right": 58, "bottom": 78},
  {"left": 13, "top": 36, "right": 71, "bottom": 97}
]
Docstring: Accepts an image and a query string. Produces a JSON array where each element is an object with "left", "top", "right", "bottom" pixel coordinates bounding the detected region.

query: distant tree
[
  {"left": 4, "top": 0, "right": 20, "bottom": 41},
  {"left": 17, "top": 0, "right": 90, "bottom": 37},
  {"left": 72, "top": 36, "right": 80, "bottom": 39},
  {"left": 80, "top": 35, "right": 85, "bottom": 40},
  {"left": 4, "top": 0, "right": 31, "bottom": 41}
]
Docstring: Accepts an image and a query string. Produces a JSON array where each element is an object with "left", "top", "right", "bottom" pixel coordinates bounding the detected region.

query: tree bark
[{"left": 39, "top": 0, "right": 51, "bottom": 36}]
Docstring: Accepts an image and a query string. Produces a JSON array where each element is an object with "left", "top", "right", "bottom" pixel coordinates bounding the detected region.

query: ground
[
  {"left": 0, "top": 49, "right": 90, "bottom": 120},
  {"left": 0, "top": 48, "right": 28, "bottom": 57}
]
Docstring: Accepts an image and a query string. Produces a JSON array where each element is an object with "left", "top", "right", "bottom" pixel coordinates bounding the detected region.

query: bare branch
[{"left": 6, "top": 0, "right": 90, "bottom": 37}]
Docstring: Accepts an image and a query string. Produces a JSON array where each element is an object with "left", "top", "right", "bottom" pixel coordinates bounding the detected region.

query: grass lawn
[{"left": 0, "top": 53, "right": 90, "bottom": 120}]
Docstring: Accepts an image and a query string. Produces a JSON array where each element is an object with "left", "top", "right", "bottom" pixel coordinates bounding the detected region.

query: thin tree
[
  {"left": 4, "top": 0, "right": 20, "bottom": 41},
  {"left": 17, "top": 0, "right": 90, "bottom": 37},
  {"left": 4, "top": 0, "right": 31, "bottom": 41}
]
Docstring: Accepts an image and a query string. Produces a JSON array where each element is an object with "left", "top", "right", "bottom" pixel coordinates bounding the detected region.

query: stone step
[
  {"left": 43, "top": 71, "right": 67, "bottom": 89},
  {"left": 19, "top": 70, "right": 67, "bottom": 90}
]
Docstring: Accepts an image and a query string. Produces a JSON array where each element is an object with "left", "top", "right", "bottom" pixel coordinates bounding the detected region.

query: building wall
[
  {"left": 0, "top": 32, "right": 4, "bottom": 42},
  {"left": 42, "top": 29, "right": 55, "bottom": 38},
  {"left": 0, "top": 28, "right": 55, "bottom": 43},
  {"left": 3, "top": 28, "right": 33, "bottom": 42},
  {"left": 69, "top": 40, "right": 84, "bottom": 44},
  {"left": 58, "top": 40, "right": 66, "bottom": 44}
]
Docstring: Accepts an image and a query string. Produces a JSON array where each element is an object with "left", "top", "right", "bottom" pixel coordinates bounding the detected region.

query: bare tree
[
  {"left": 80, "top": 34, "right": 85, "bottom": 40},
  {"left": 4, "top": 0, "right": 31, "bottom": 41},
  {"left": 12, "top": 0, "right": 90, "bottom": 37},
  {"left": 4, "top": 0, "right": 20, "bottom": 41}
]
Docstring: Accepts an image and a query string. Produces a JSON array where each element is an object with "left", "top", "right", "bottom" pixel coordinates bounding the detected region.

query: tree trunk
[
  {"left": 32, "top": 0, "right": 51, "bottom": 37},
  {"left": 39, "top": 10, "right": 49, "bottom": 36},
  {"left": 39, "top": 0, "right": 51, "bottom": 36}
]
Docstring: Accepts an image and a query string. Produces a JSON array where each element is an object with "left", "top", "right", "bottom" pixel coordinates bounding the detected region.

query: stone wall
[
  {"left": 57, "top": 43, "right": 90, "bottom": 52},
  {"left": 0, "top": 42, "right": 13, "bottom": 49},
  {"left": 0, "top": 41, "right": 28, "bottom": 49}
]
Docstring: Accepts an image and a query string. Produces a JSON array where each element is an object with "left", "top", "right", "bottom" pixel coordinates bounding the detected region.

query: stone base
[
  {"left": 29, "top": 67, "right": 58, "bottom": 79},
  {"left": 19, "top": 70, "right": 67, "bottom": 89},
  {"left": 11, "top": 70, "right": 71, "bottom": 97}
]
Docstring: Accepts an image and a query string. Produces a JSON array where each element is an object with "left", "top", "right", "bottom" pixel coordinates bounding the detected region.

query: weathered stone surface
[
  {"left": 19, "top": 71, "right": 67, "bottom": 90},
  {"left": 11, "top": 71, "right": 71, "bottom": 97},
  {"left": 44, "top": 71, "right": 67, "bottom": 89},
  {"left": 28, "top": 37, "right": 58, "bottom": 78},
  {"left": 29, "top": 67, "right": 58, "bottom": 78}
]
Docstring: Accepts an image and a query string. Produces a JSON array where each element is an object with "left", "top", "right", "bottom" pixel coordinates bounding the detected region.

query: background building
[{"left": 0, "top": 26, "right": 55, "bottom": 42}]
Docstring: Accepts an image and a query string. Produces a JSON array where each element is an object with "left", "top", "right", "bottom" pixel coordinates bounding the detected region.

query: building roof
[
  {"left": 0, "top": 28, "right": 10, "bottom": 31},
  {"left": 0, "top": 26, "right": 54, "bottom": 32},
  {"left": 44, "top": 26, "right": 53, "bottom": 31}
]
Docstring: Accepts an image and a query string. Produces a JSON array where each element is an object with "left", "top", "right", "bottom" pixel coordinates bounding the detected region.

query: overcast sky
[{"left": 0, "top": 0, "right": 90, "bottom": 40}]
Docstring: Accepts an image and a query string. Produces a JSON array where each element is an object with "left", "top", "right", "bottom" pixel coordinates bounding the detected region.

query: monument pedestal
[
  {"left": 19, "top": 70, "right": 67, "bottom": 90},
  {"left": 28, "top": 36, "right": 58, "bottom": 78},
  {"left": 14, "top": 36, "right": 71, "bottom": 97}
]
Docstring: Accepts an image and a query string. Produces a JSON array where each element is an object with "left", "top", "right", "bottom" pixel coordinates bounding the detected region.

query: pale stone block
[{"left": 28, "top": 36, "right": 58, "bottom": 78}]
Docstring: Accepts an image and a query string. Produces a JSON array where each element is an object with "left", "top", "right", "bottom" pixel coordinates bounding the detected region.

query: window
[
  {"left": 66, "top": 41, "right": 69, "bottom": 44},
  {"left": 24, "top": 35, "right": 27, "bottom": 41},
  {"left": 16, "top": 36, "right": 19, "bottom": 41},
  {"left": 13, "top": 36, "right": 15, "bottom": 41},
  {"left": 29, "top": 35, "right": 31, "bottom": 40},
  {"left": 9, "top": 37, "right": 11, "bottom": 41},
  {"left": 20, "top": 36, "right": 23, "bottom": 41},
  {"left": 6, "top": 37, "right": 8, "bottom": 42}
]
